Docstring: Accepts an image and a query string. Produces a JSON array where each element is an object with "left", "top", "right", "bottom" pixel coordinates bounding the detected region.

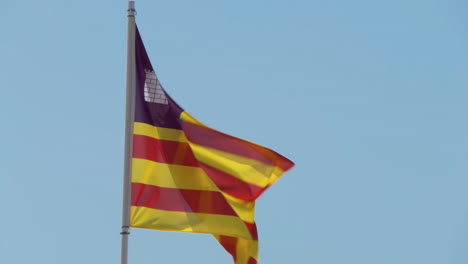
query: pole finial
[{"left": 127, "top": 1, "right": 136, "bottom": 16}]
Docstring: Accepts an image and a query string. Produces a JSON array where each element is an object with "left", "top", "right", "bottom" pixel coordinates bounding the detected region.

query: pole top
[{"left": 127, "top": 1, "right": 136, "bottom": 16}]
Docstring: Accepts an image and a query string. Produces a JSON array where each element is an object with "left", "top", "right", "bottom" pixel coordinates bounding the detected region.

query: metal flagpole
[{"left": 121, "top": 1, "right": 136, "bottom": 264}]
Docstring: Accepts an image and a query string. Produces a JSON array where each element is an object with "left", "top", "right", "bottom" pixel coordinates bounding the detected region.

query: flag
[{"left": 130, "top": 25, "right": 294, "bottom": 264}]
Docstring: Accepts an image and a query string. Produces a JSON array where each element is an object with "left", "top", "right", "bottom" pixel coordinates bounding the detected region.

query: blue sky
[{"left": 1, "top": 0, "right": 468, "bottom": 263}]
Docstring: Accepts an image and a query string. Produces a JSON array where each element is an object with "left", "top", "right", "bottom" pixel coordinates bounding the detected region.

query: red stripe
[
  {"left": 131, "top": 183, "right": 237, "bottom": 216},
  {"left": 198, "top": 162, "right": 265, "bottom": 201},
  {"left": 247, "top": 257, "right": 257, "bottom": 264},
  {"left": 218, "top": 235, "right": 238, "bottom": 262},
  {"left": 243, "top": 222, "right": 258, "bottom": 241},
  {"left": 133, "top": 134, "right": 199, "bottom": 167},
  {"left": 181, "top": 121, "right": 294, "bottom": 171}
]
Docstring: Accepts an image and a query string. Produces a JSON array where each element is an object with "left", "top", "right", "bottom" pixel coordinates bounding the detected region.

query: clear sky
[{"left": 1, "top": 0, "right": 468, "bottom": 263}]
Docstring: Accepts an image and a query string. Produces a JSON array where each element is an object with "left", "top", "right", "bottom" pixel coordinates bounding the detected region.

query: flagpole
[{"left": 121, "top": 1, "right": 136, "bottom": 264}]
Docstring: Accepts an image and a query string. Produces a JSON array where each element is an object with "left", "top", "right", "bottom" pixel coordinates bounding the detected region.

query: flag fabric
[{"left": 130, "top": 25, "right": 294, "bottom": 264}]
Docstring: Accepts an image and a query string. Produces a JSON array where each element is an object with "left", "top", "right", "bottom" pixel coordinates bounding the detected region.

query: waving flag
[{"left": 130, "top": 25, "right": 294, "bottom": 264}]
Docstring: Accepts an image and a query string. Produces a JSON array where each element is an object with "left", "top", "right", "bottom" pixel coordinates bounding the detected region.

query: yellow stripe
[
  {"left": 236, "top": 238, "right": 259, "bottom": 264},
  {"left": 180, "top": 111, "right": 266, "bottom": 147},
  {"left": 188, "top": 143, "right": 284, "bottom": 188},
  {"left": 133, "top": 122, "right": 188, "bottom": 142},
  {"left": 223, "top": 193, "right": 255, "bottom": 223},
  {"left": 131, "top": 206, "right": 253, "bottom": 240},
  {"left": 179, "top": 111, "right": 207, "bottom": 127},
  {"left": 213, "top": 235, "right": 259, "bottom": 264},
  {"left": 131, "top": 158, "right": 218, "bottom": 191}
]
